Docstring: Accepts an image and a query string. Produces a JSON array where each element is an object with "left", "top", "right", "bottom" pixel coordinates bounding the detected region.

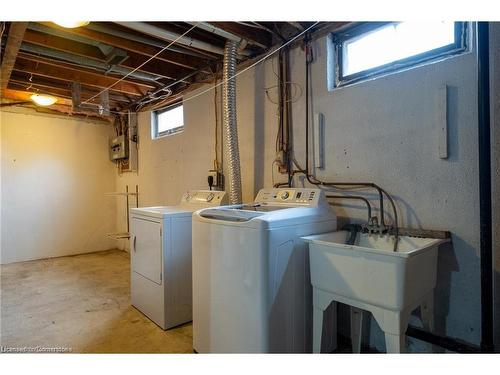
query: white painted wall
[
  {"left": 1, "top": 108, "right": 117, "bottom": 264},
  {"left": 115, "top": 86, "right": 220, "bottom": 251},
  {"left": 115, "top": 23, "right": 497, "bottom": 350},
  {"left": 294, "top": 31, "right": 483, "bottom": 350}
]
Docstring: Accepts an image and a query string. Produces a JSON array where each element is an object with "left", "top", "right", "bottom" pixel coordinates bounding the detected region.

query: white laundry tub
[{"left": 302, "top": 231, "right": 449, "bottom": 311}]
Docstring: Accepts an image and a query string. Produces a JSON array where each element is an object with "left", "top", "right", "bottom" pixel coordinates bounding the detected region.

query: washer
[
  {"left": 130, "top": 190, "right": 227, "bottom": 330},
  {"left": 192, "top": 188, "right": 337, "bottom": 353}
]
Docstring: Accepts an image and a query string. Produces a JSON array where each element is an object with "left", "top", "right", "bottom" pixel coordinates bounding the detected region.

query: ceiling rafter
[
  {"left": 23, "top": 29, "right": 198, "bottom": 83},
  {"left": 40, "top": 22, "right": 211, "bottom": 72},
  {"left": 1, "top": 22, "right": 28, "bottom": 93},
  {"left": 14, "top": 56, "right": 149, "bottom": 96},
  {"left": 16, "top": 52, "right": 157, "bottom": 88}
]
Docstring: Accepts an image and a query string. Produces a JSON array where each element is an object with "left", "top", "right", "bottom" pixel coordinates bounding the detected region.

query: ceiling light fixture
[
  {"left": 52, "top": 21, "right": 90, "bottom": 28},
  {"left": 30, "top": 94, "right": 57, "bottom": 106}
]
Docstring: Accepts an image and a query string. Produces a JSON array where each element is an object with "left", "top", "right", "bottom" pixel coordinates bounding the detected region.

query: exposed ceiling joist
[
  {"left": 9, "top": 71, "right": 129, "bottom": 104},
  {"left": 88, "top": 23, "right": 215, "bottom": 60},
  {"left": 23, "top": 29, "right": 105, "bottom": 60},
  {"left": 16, "top": 51, "right": 158, "bottom": 88},
  {"left": 8, "top": 80, "right": 124, "bottom": 108},
  {"left": 2, "top": 88, "right": 114, "bottom": 121},
  {"left": 22, "top": 29, "right": 192, "bottom": 82},
  {"left": 1, "top": 22, "right": 28, "bottom": 93},
  {"left": 14, "top": 56, "right": 149, "bottom": 96},
  {"left": 115, "top": 22, "right": 227, "bottom": 56},
  {"left": 40, "top": 22, "right": 210, "bottom": 72}
]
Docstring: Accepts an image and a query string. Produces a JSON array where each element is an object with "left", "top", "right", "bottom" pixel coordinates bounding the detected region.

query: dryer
[
  {"left": 130, "top": 190, "right": 227, "bottom": 329},
  {"left": 192, "top": 188, "right": 337, "bottom": 353}
]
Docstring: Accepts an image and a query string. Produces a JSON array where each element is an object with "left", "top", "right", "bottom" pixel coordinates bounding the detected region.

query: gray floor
[{"left": 0, "top": 250, "right": 193, "bottom": 353}]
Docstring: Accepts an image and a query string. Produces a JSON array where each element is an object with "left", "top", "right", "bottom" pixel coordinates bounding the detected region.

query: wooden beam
[
  {"left": 14, "top": 55, "right": 150, "bottom": 96},
  {"left": 22, "top": 29, "right": 191, "bottom": 81},
  {"left": 1, "top": 22, "right": 28, "bottom": 93},
  {"left": 40, "top": 22, "right": 208, "bottom": 71},
  {"left": 2, "top": 87, "right": 71, "bottom": 105},
  {"left": 17, "top": 52, "right": 157, "bottom": 89},
  {"left": 120, "top": 51, "right": 193, "bottom": 81},
  {"left": 23, "top": 29, "right": 105, "bottom": 60},
  {"left": 9, "top": 71, "right": 131, "bottom": 103},
  {"left": 2, "top": 88, "right": 115, "bottom": 121},
  {"left": 7, "top": 80, "right": 124, "bottom": 108}
]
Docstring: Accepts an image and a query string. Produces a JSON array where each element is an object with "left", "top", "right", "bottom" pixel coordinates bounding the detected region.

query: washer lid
[
  {"left": 198, "top": 207, "right": 266, "bottom": 222},
  {"left": 130, "top": 205, "right": 194, "bottom": 219}
]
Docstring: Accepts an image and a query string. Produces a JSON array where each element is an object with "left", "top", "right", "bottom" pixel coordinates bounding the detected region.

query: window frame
[
  {"left": 332, "top": 22, "right": 469, "bottom": 88},
  {"left": 151, "top": 101, "right": 184, "bottom": 139}
]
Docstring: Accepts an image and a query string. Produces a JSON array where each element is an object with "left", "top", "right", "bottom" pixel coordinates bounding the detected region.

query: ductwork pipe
[
  {"left": 222, "top": 40, "right": 242, "bottom": 204},
  {"left": 20, "top": 42, "right": 162, "bottom": 82},
  {"left": 185, "top": 22, "right": 253, "bottom": 56},
  {"left": 115, "top": 22, "right": 226, "bottom": 56}
]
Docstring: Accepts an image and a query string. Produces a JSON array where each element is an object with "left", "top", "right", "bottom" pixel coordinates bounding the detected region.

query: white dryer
[
  {"left": 130, "top": 190, "right": 227, "bottom": 329},
  {"left": 192, "top": 188, "right": 337, "bottom": 353}
]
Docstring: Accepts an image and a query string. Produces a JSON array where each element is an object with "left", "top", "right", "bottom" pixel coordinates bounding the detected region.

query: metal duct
[
  {"left": 115, "top": 22, "right": 226, "bottom": 56},
  {"left": 185, "top": 22, "right": 253, "bottom": 55},
  {"left": 28, "top": 23, "right": 115, "bottom": 56},
  {"left": 20, "top": 42, "right": 162, "bottom": 82},
  {"left": 222, "top": 40, "right": 242, "bottom": 204},
  {"left": 87, "top": 23, "right": 213, "bottom": 60}
]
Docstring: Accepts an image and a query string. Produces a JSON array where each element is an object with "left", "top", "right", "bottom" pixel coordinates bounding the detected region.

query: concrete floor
[{"left": 0, "top": 250, "right": 193, "bottom": 353}]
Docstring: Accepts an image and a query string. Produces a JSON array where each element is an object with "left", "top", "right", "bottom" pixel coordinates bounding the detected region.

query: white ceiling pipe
[
  {"left": 187, "top": 22, "right": 241, "bottom": 42},
  {"left": 115, "top": 22, "right": 226, "bottom": 56},
  {"left": 89, "top": 23, "right": 213, "bottom": 60},
  {"left": 185, "top": 22, "right": 253, "bottom": 55},
  {"left": 188, "top": 22, "right": 266, "bottom": 51}
]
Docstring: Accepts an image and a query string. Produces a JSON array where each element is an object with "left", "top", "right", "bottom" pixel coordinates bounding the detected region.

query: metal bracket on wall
[
  {"left": 437, "top": 84, "right": 448, "bottom": 159},
  {"left": 397, "top": 227, "right": 451, "bottom": 240}
]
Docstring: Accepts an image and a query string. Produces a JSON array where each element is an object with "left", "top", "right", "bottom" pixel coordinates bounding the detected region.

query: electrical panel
[{"left": 109, "top": 134, "right": 128, "bottom": 161}]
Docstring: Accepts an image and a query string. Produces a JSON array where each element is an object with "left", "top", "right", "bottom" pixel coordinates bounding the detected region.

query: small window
[
  {"left": 331, "top": 22, "right": 468, "bottom": 87},
  {"left": 152, "top": 102, "right": 184, "bottom": 139}
]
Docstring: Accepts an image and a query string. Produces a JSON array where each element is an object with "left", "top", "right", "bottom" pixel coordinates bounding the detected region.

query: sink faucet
[
  {"left": 363, "top": 216, "right": 379, "bottom": 235},
  {"left": 363, "top": 216, "right": 391, "bottom": 236}
]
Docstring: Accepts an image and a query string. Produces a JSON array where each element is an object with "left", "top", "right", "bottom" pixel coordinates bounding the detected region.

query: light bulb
[
  {"left": 30, "top": 94, "right": 57, "bottom": 106},
  {"left": 52, "top": 21, "right": 90, "bottom": 28}
]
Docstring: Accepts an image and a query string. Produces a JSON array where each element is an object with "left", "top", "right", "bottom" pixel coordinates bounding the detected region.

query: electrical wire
[
  {"left": 264, "top": 82, "right": 302, "bottom": 104},
  {"left": 82, "top": 23, "right": 200, "bottom": 106},
  {"left": 285, "top": 35, "right": 400, "bottom": 250},
  {"left": 86, "top": 22, "right": 318, "bottom": 117},
  {"left": 150, "top": 22, "right": 319, "bottom": 115}
]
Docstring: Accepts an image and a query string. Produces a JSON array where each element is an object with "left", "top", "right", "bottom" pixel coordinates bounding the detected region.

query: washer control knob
[
  {"left": 207, "top": 193, "right": 215, "bottom": 202},
  {"left": 281, "top": 191, "right": 290, "bottom": 200}
]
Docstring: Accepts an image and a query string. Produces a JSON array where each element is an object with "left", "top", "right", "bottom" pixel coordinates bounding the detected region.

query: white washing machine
[
  {"left": 130, "top": 190, "right": 227, "bottom": 329},
  {"left": 192, "top": 188, "right": 337, "bottom": 353}
]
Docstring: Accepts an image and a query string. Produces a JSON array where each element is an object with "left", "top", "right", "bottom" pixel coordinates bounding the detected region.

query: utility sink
[
  {"left": 302, "top": 231, "right": 449, "bottom": 311},
  {"left": 302, "top": 230, "right": 449, "bottom": 353}
]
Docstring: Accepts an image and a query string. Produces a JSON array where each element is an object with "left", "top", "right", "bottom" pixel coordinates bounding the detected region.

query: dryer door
[{"left": 131, "top": 217, "right": 163, "bottom": 285}]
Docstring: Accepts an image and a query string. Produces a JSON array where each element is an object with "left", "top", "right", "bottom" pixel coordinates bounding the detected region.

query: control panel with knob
[
  {"left": 254, "top": 188, "right": 323, "bottom": 207},
  {"left": 181, "top": 190, "right": 228, "bottom": 207}
]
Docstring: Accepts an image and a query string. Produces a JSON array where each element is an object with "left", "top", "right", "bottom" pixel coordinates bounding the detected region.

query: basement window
[
  {"left": 330, "top": 22, "right": 468, "bottom": 88},
  {"left": 152, "top": 102, "right": 184, "bottom": 139}
]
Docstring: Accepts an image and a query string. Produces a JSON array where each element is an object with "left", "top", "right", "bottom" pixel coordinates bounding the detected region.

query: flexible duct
[{"left": 222, "top": 41, "right": 242, "bottom": 204}]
